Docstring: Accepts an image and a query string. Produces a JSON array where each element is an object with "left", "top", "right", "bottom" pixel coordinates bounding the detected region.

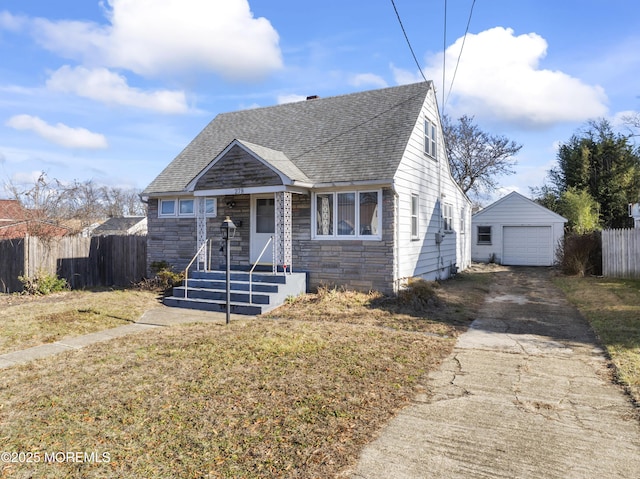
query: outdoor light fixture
[
  {"left": 220, "top": 216, "right": 236, "bottom": 324},
  {"left": 220, "top": 215, "right": 236, "bottom": 240}
]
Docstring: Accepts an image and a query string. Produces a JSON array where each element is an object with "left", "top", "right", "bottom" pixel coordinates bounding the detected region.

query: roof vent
[{"left": 306, "top": 95, "right": 319, "bottom": 100}]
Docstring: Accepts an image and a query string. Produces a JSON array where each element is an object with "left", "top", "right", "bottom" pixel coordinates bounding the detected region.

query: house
[
  {"left": 142, "top": 81, "right": 471, "bottom": 300},
  {"left": 0, "top": 199, "right": 71, "bottom": 239},
  {"left": 472, "top": 191, "right": 567, "bottom": 266},
  {"left": 92, "top": 216, "right": 148, "bottom": 236}
]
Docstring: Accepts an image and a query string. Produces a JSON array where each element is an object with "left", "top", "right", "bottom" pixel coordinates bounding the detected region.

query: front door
[{"left": 251, "top": 195, "right": 275, "bottom": 264}]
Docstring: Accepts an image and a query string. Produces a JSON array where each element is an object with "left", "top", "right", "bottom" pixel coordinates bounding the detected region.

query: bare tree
[
  {"left": 5, "top": 172, "right": 146, "bottom": 232},
  {"left": 442, "top": 115, "right": 522, "bottom": 199}
]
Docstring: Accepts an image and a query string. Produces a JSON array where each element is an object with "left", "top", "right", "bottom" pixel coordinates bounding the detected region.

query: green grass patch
[{"left": 553, "top": 275, "right": 640, "bottom": 403}]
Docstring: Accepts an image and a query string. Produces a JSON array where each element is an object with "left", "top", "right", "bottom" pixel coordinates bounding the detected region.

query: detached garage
[{"left": 472, "top": 192, "right": 567, "bottom": 266}]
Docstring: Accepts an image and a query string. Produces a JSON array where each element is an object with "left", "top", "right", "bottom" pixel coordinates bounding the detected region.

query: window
[
  {"left": 316, "top": 193, "right": 334, "bottom": 235},
  {"left": 179, "top": 199, "right": 194, "bottom": 216},
  {"left": 314, "top": 190, "right": 381, "bottom": 239},
  {"left": 160, "top": 199, "right": 176, "bottom": 216},
  {"left": 443, "top": 203, "right": 453, "bottom": 231},
  {"left": 411, "top": 194, "right": 419, "bottom": 239},
  {"left": 460, "top": 208, "right": 466, "bottom": 234},
  {"left": 159, "top": 197, "right": 217, "bottom": 217},
  {"left": 205, "top": 198, "right": 217, "bottom": 217},
  {"left": 256, "top": 198, "right": 275, "bottom": 233},
  {"left": 424, "top": 119, "right": 437, "bottom": 159},
  {"left": 337, "top": 193, "right": 355, "bottom": 236},
  {"left": 477, "top": 226, "right": 492, "bottom": 244},
  {"left": 359, "top": 192, "right": 378, "bottom": 235}
]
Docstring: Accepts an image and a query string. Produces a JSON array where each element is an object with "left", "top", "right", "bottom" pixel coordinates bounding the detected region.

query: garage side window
[{"left": 477, "top": 226, "right": 491, "bottom": 244}]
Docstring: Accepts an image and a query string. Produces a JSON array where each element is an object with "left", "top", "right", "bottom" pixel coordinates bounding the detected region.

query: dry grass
[
  {"left": 0, "top": 290, "right": 161, "bottom": 355},
  {"left": 266, "top": 267, "right": 494, "bottom": 336},
  {"left": 553, "top": 275, "right": 640, "bottom": 403},
  {"left": 0, "top": 266, "right": 496, "bottom": 478}
]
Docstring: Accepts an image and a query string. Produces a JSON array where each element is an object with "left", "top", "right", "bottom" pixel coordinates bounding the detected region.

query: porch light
[{"left": 220, "top": 216, "right": 237, "bottom": 240}]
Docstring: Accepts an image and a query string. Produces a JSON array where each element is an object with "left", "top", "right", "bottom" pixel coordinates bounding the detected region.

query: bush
[
  {"left": 398, "top": 278, "right": 441, "bottom": 310},
  {"left": 19, "top": 270, "right": 69, "bottom": 295},
  {"left": 557, "top": 232, "right": 602, "bottom": 276},
  {"left": 149, "top": 261, "right": 184, "bottom": 291}
]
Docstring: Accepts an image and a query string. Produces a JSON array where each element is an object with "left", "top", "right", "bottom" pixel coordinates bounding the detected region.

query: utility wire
[
  {"left": 444, "top": 0, "right": 477, "bottom": 111},
  {"left": 390, "top": 0, "right": 427, "bottom": 82},
  {"left": 442, "top": 0, "right": 447, "bottom": 108}
]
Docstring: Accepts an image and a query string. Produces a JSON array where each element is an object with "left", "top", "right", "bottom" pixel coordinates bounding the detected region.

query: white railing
[
  {"left": 183, "top": 240, "right": 209, "bottom": 298},
  {"left": 249, "top": 236, "right": 274, "bottom": 303}
]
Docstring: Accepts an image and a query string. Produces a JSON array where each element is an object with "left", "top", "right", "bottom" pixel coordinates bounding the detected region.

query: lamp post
[{"left": 220, "top": 216, "right": 236, "bottom": 324}]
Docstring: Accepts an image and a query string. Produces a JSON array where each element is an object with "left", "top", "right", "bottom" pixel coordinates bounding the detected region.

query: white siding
[
  {"left": 393, "top": 87, "right": 472, "bottom": 285},
  {"left": 472, "top": 192, "right": 566, "bottom": 266}
]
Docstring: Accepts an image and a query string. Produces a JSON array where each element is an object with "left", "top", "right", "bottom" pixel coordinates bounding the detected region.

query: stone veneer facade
[{"left": 147, "top": 188, "right": 397, "bottom": 294}]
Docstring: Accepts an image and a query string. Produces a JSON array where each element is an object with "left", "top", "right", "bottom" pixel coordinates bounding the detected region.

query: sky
[{"left": 0, "top": 0, "right": 638, "bottom": 206}]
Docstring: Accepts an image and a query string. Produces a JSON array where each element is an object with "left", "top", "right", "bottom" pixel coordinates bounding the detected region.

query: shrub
[
  {"left": 398, "top": 278, "right": 441, "bottom": 310},
  {"left": 149, "top": 261, "right": 184, "bottom": 291},
  {"left": 18, "top": 270, "right": 69, "bottom": 295},
  {"left": 557, "top": 232, "right": 602, "bottom": 276}
]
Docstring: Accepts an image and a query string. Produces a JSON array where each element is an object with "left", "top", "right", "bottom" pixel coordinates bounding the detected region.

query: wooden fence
[
  {"left": 0, "top": 235, "right": 147, "bottom": 293},
  {"left": 602, "top": 228, "right": 640, "bottom": 279}
]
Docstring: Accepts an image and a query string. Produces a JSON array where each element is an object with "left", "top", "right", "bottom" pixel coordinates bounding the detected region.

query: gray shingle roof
[
  {"left": 144, "top": 81, "right": 431, "bottom": 195},
  {"left": 93, "top": 216, "right": 147, "bottom": 235}
]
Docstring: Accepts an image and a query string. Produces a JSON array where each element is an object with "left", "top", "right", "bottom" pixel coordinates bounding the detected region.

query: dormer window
[{"left": 424, "top": 119, "right": 437, "bottom": 159}]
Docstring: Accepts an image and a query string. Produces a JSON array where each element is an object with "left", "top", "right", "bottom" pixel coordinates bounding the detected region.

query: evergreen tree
[{"left": 536, "top": 119, "right": 640, "bottom": 229}]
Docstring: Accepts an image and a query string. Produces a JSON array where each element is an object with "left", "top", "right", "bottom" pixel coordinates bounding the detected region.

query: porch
[
  {"left": 164, "top": 268, "right": 307, "bottom": 315},
  {"left": 161, "top": 190, "right": 305, "bottom": 315}
]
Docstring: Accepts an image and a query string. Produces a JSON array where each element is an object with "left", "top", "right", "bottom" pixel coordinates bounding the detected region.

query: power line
[
  {"left": 444, "top": 0, "right": 477, "bottom": 111},
  {"left": 390, "top": 0, "right": 427, "bottom": 82},
  {"left": 442, "top": 0, "right": 447, "bottom": 108}
]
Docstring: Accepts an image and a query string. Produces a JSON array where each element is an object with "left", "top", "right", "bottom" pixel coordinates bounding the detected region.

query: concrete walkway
[
  {"left": 350, "top": 267, "right": 640, "bottom": 479},
  {"left": 0, "top": 307, "right": 244, "bottom": 370}
]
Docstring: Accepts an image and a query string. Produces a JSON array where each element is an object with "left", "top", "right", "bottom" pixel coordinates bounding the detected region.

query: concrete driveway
[{"left": 349, "top": 267, "right": 640, "bottom": 479}]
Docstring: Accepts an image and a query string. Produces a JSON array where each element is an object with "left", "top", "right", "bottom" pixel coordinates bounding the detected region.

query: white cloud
[
  {"left": 349, "top": 73, "right": 388, "bottom": 89},
  {"left": 390, "top": 63, "right": 423, "bottom": 85},
  {"left": 30, "top": 0, "right": 282, "bottom": 80},
  {"left": 277, "top": 94, "right": 307, "bottom": 104},
  {"left": 0, "top": 11, "right": 27, "bottom": 32},
  {"left": 425, "top": 27, "right": 608, "bottom": 128},
  {"left": 6, "top": 115, "right": 108, "bottom": 149},
  {"left": 46, "top": 66, "right": 188, "bottom": 113}
]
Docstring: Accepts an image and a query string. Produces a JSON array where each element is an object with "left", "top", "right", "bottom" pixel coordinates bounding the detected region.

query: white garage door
[{"left": 503, "top": 226, "right": 552, "bottom": 266}]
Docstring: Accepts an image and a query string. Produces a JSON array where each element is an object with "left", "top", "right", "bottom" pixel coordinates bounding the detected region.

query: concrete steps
[{"left": 163, "top": 270, "right": 307, "bottom": 315}]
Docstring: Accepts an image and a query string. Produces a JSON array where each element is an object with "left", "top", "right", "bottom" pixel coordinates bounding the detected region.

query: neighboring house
[
  {"left": 92, "top": 216, "right": 148, "bottom": 236},
  {"left": 472, "top": 191, "right": 567, "bottom": 266},
  {"left": 142, "top": 81, "right": 471, "bottom": 294},
  {"left": 0, "top": 199, "right": 70, "bottom": 239}
]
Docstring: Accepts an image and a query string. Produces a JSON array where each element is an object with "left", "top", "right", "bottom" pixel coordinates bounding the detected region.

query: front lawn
[
  {"left": 0, "top": 290, "right": 160, "bottom": 355},
  {"left": 553, "top": 275, "right": 640, "bottom": 404},
  {"left": 0, "top": 267, "right": 493, "bottom": 478}
]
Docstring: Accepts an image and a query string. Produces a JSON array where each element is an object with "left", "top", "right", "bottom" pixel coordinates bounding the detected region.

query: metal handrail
[
  {"left": 183, "top": 241, "right": 209, "bottom": 298},
  {"left": 249, "top": 236, "right": 273, "bottom": 303}
]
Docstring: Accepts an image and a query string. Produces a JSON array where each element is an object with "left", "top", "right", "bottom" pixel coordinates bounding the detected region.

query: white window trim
[
  {"left": 204, "top": 198, "right": 217, "bottom": 218},
  {"left": 477, "top": 225, "right": 492, "bottom": 245},
  {"left": 159, "top": 199, "right": 177, "bottom": 217},
  {"left": 424, "top": 118, "right": 437, "bottom": 160},
  {"left": 443, "top": 203, "right": 453, "bottom": 232},
  {"left": 179, "top": 198, "right": 195, "bottom": 217},
  {"left": 158, "top": 197, "right": 217, "bottom": 218},
  {"left": 411, "top": 193, "right": 419, "bottom": 240},
  {"left": 312, "top": 190, "right": 382, "bottom": 240}
]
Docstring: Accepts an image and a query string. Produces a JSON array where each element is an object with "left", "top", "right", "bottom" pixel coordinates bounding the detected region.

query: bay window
[{"left": 314, "top": 190, "right": 381, "bottom": 239}]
